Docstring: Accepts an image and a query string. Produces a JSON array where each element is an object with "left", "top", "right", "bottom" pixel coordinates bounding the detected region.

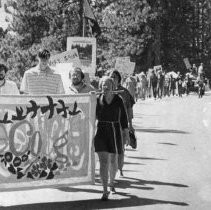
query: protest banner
[
  {"left": 0, "top": 94, "right": 96, "bottom": 191},
  {"left": 49, "top": 49, "right": 81, "bottom": 67},
  {"left": 115, "top": 57, "right": 135, "bottom": 75},
  {"left": 67, "top": 37, "right": 96, "bottom": 75},
  {"left": 183, "top": 58, "right": 191, "bottom": 69},
  {"left": 153, "top": 65, "right": 162, "bottom": 72}
]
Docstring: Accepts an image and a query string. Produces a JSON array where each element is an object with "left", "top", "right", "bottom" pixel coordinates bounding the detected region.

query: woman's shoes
[
  {"left": 101, "top": 191, "right": 110, "bottom": 201},
  {"left": 110, "top": 186, "right": 116, "bottom": 194}
]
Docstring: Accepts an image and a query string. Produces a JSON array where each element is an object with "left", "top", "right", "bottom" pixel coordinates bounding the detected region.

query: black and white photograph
[{"left": 0, "top": 0, "right": 211, "bottom": 209}]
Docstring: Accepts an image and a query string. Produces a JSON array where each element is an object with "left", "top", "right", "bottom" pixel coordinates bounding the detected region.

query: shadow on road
[
  {"left": 127, "top": 156, "right": 166, "bottom": 161},
  {"left": 124, "top": 161, "right": 145, "bottom": 165},
  {"left": 93, "top": 176, "right": 155, "bottom": 192},
  {"left": 135, "top": 128, "right": 190, "bottom": 134},
  {"left": 122, "top": 177, "right": 189, "bottom": 188},
  {"left": 2, "top": 177, "right": 189, "bottom": 210},
  {"left": 125, "top": 148, "right": 138, "bottom": 152},
  {"left": 134, "top": 114, "right": 160, "bottom": 118},
  {"left": 158, "top": 142, "right": 178, "bottom": 146},
  {"left": 1, "top": 196, "right": 189, "bottom": 210}
]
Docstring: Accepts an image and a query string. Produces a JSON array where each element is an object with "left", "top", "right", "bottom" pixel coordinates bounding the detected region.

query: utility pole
[{"left": 79, "top": 0, "right": 85, "bottom": 37}]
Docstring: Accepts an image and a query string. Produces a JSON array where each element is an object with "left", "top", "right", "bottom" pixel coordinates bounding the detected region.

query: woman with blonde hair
[{"left": 94, "top": 76, "right": 129, "bottom": 201}]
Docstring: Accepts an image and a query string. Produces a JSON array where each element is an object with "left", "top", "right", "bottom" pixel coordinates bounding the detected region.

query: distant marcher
[
  {"left": 0, "top": 63, "right": 19, "bottom": 95},
  {"left": 169, "top": 74, "right": 176, "bottom": 96},
  {"left": 138, "top": 72, "right": 148, "bottom": 100},
  {"left": 148, "top": 70, "right": 157, "bottom": 99},
  {"left": 94, "top": 76, "right": 129, "bottom": 200},
  {"left": 124, "top": 75, "right": 137, "bottom": 101},
  {"left": 20, "top": 49, "right": 65, "bottom": 94},
  {"left": 196, "top": 75, "right": 205, "bottom": 98},
  {"left": 192, "top": 64, "right": 197, "bottom": 76},
  {"left": 66, "top": 67, "right": 96, "bottom": 94},
  {"left": 198, "top": 63, "right": 204, "bottom": 78},
  {"left": 157, "top": 71, "right": 164, "bottom": 99},
  {"left": 164, "top": 74, "right": 170, "bottom": 97},
  {"left": 184, "top": 74, "right": 191, "bottom": 96},
  {"left": 177, "top": 73, "right": 183, "bottom": 97}
]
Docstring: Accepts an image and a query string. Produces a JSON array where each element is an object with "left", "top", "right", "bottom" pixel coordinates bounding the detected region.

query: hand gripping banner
[{"left": 0, "top": 93, "right": 96, "bottom": 190}]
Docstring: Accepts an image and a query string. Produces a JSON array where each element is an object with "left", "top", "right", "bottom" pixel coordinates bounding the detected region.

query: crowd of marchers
[
  {"left": 0, "top": 49, "right": 134, "bottom": 202},
  {"left": 0, "top": 49, "right": 209, "bottom": 201},
  {"left": 117, "top": 63, "right": 208, "bottom": 101}
]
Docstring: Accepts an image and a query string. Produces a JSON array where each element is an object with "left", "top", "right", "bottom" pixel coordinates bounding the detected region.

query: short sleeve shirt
[
  {"left": 0, "top": 80, "right": 19, "bottom": 95},
  {"left": 20, "top": 66, "right": 65, "bottom": 95}
]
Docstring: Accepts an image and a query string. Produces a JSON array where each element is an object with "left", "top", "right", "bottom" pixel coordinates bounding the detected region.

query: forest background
[{"left": 0, "top": 0, "right": 211, "bottom": 86}]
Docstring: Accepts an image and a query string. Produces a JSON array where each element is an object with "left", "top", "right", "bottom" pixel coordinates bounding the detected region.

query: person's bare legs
[
  {"left": 109, "top": 153, "right": 118, "bottom": 193},
  {"left": 118, "top": 152, "right": 124, "bottom": 176},
  {"left": 97, "top": 152, "right": 110, "bottom": 200}
]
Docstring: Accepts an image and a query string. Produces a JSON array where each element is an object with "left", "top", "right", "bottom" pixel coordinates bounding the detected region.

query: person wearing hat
[
  {"left": 0, "top": 63, "right": 19, "bottom": 95},
  {"left": 67, "top": 67, "right": 96, "bottom": 94},
  {"left": 20, "top": 49, "right": 65, "bottom": 95}
]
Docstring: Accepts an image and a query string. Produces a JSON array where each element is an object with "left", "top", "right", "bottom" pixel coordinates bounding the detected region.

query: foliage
[
  {"left": 94, "top": 0, "right": 156, "bottom": 71},
  {"left": 1, "top": 0, "right": 211, "bottom": 83},
  {"left": 0, "top": 0, "right": 81, "bottom": 83}
]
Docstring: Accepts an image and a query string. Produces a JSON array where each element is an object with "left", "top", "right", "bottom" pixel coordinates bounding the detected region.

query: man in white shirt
[
  {"left": 0, "top": 63, "right": 19, "bottom": 95},
  {"left": 198, "top": 63, "right": 204, "bottom": 76},
  {"left": 20, "top": 49, "right": 65, "bottom": 95},
  {"left": 66, "top": 67, "right": 95, "bottom": 94}
]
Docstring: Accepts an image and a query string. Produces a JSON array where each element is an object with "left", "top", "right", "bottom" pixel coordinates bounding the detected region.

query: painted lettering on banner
[{"left": 0, "top": 94, "right": 96, "bottom": 189}]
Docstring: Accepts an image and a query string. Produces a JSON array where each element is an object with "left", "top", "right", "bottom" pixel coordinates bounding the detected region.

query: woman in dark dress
[{"left": 94, "top": 76, "right": 129, "bottom": 201}]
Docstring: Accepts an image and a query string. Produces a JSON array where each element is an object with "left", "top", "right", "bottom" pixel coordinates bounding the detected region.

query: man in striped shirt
[{"left": 20, "top": 49, "right": 65, "bottom": 95}]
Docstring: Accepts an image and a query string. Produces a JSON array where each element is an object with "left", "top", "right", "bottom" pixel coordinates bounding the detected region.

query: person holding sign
[
  {"left": 67, "top": 67, "right": 95, "bottom": 94},
  {"left": 20, "top": 49, "right": 65, "bottom": 94},
  {"left": 94, "top": 76, "right": 129, "bottom": 201},
  {"left": 0, "top": 63, "right": 19, "bottom": 95}
]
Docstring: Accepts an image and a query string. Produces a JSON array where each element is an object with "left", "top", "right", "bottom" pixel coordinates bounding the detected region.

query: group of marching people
[
  {"left": 1, "top": 48, "right": 208, "bottom": 201},
  {"left": 119, "top": 67, "right": 208, "bottom": 101},
  {"left": 93, "top": 65, "right": 208, "bottom": 199},
  {"left": 0, "top": 49, "right": 135, "bottom": 202}
]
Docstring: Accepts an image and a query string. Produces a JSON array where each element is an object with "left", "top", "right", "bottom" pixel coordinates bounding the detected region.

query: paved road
[
  {"left": 0, "top": 92, "right": 211, "bottom": 209},
  {"left": 132, "top": 92, "right": 211, "bottom": 210}
]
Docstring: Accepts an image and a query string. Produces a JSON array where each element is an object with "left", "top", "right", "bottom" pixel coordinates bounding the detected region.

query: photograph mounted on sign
[
  {"left": 49, "top": 49, "right": 81, "bottom": 68},
  {"left": 67, "top": 37, "right": 96, "bottom": 75}
]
